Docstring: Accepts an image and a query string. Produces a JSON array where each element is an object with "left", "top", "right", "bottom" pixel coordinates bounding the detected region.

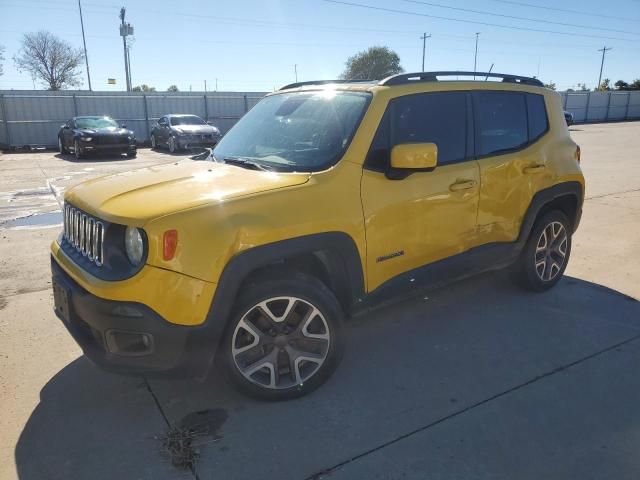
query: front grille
[
  {"left": 63, "top": 203, "right": 105, "bottom": 266},
  {"left": 94, "top": 135, "right": 130, "bottom": 145}
]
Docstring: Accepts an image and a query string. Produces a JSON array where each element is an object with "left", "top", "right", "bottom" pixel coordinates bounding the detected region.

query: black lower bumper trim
[{"left": 51, "top": 257, "right": 219, "bottom": 378}]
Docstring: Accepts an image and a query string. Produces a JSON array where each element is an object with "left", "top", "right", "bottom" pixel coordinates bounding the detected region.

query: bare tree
[
  {"left": 13, "top": 31, "right": 85, "bottom": 90},
  {"left": 0, "top": 44, "right": 5, "bottom": 76}
]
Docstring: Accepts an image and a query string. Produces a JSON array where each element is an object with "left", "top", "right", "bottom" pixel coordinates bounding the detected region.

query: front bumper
[
  {"left": 79, "top": 143, "right": 136, "bottom": 155},
  {"left": 177, "top": 136, "right": 220, "bottom": 149},
  {"left": 51, "top": 256, "right": 220, "bottom": 378}
]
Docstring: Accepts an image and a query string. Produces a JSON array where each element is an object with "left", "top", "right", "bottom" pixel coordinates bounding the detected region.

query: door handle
[
  {"left": 449, "top": 180, "right": 477, "bottom": 192},
  {"left": 523, "top": 164, "right": 546, "bottom": 174}
]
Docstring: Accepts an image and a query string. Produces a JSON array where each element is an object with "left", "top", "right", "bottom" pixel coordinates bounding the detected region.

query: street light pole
[
  {"left": 78, "top": 0, "right": 92, "bottom": 91},
  {"left": 119, "top": 7, "right": 133, "bottom": 91},
  {"left": 473, "top": 32, "right": 480, "bottom": 79}
]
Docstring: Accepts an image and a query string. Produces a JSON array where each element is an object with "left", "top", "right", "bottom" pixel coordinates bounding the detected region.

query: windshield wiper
[{"left": 222, "top": 156, "right": 271, "bottom": 171}]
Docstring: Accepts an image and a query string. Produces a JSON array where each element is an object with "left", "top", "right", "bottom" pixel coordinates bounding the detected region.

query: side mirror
[
  {"left": 61, "top": 124, "right": 69, "bottom": 129},
  {"left": 120, "top": 123, "right": 127, "bottom": 129},
  {"left": 391, "top": 142, "right": 437, "bottom": 168}
]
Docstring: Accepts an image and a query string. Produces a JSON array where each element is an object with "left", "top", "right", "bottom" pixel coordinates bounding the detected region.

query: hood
[
  {"left": 172, "top": 124, "right": 218, "bottom": 134},
  {"left": 65, "top": 161, "right": 310, "bottom": 225},
  {"left": 78, "top": 127, "right": 132, "bottom": 136}
]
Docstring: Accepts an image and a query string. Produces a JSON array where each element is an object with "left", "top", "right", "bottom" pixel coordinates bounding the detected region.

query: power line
[
  {"left": 401, "top": 0, "right": 640, "bottom": 36},
  {"left": 488, "top": 0, "right": 640, "bottom": 24},
  {"left": 320, "top": 0, "right": 639, "bottom": 42}
]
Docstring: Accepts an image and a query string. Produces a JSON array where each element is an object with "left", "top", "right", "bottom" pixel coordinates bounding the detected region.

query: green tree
[
  {"left": 596, "top": 78, "right": 611, "bottom": 91},
  {"left": 630, "top": 79, "right": 640, "bottom": 90},
  {"left": 13, "top": 31, "right": 84, "bottom": 90},
  {"left": 340, "top": 46, "right": 404, "bottom": 81},
  {"left": 132, "top": 84, "right": 156, "bottom": 92},
  {"left": 167, "top": 84, "right": 179, "bottom": 92},
  {"left": 614, "top": 80, "right": 629, "bottom": 90},
  {"left": 544, "top": 81, "right": 556, "bottom": 90}
]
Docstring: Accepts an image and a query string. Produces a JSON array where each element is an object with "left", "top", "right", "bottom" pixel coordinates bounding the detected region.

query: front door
[{"left": 361, "top": 91, "right": 480, "bottom": 292}]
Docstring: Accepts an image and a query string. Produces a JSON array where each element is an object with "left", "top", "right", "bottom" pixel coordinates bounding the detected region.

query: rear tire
[
  {"left": 219, "top": 272, "right": 344, "bottom": 401},
  {"left": 126, "top": 150, "right": 137, "bottom": 158},
  {"left": 513, "top": 210, "right": 572, "bottom": 292},
  {"left": 150, "top": 135, "right": 157, "bottom": 149}
]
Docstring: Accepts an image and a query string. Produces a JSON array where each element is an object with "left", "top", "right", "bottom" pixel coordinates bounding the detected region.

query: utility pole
[
  {"left": 78, "top": 0, "right": 92, "bottom": 91},
  {"left": 119, "top": 7, "right": 133, "bottom": 91},
  {"left": 294, "top": 64, "right": 298, "bottom": 82},
  {"left": 215, "top": 78, "right": 218, "bottom": 91},
  {"left": 473, "top": 32, "right": 480, "bottom": 79},
  {"left": 420, "top": 33, "right": 431, "bottom": 72},
  {"left": 204, "top": 79, "right": 207, "bottom": 92},
  {"left": 597, "top": 46, "right": 612, "bottom": 90}
]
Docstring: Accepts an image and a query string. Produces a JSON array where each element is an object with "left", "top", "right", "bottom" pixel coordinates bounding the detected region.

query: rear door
[
  {"left": 360, "top": 91, "right": 480, "bottom": 291},
  {"left": 473, "top": 91, "right": 553, "bottom": 245}
]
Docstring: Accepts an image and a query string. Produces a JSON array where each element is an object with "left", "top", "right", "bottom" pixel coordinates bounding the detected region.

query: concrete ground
[{"left": 1, "top": 122, "right": 639, "bottom": 479}]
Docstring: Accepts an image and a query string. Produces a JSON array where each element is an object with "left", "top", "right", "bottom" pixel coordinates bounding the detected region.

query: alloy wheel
[
  {"left": 169, "top": 136, "right": 176, "bottom": 153},
  {"left": 74, "top": 140, "right": 81, "bottom": 160},
  {"left": 535, "top": 221, "right": 568, "bottom": 282},
  {"left": 231, "top": 296, "right": 331, "bottom": 390}
]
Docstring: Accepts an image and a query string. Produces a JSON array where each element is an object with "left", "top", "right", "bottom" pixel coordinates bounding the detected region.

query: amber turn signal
[{"left": 163, "top": 230, "right": 178, "bottom": 260}]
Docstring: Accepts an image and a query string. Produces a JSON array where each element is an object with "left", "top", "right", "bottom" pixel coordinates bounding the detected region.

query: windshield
[
  {"left": 170, "top": 115, "right": 206, "bottom": 126},
  {"left": 75, "top": 117, "right": 118, "bottom": 129},
  {"left": 213, "top": 91, "right": 371, "bottom": 172}
]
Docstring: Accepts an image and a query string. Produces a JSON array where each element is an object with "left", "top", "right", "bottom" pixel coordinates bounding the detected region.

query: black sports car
[
  {"left": 150, "top": 114, "right": 221, "bottom": 153},
  {"left": 58, "top": 116, "right": 137, "bottom": 160},
  {"left": 564, "top": 111, "right": 574, "bottom": 126}
]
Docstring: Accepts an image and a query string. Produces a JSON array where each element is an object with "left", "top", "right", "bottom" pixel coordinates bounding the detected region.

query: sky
[{"left": 1, "top": 0, "right": 639, "bottom": 92}]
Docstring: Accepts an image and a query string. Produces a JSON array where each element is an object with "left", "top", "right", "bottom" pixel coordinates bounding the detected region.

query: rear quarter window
[{"left": 526, "top": 93, "right": 549, "bottom": 141}]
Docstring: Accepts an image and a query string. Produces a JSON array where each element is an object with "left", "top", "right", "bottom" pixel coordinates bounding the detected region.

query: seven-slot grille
[{"left": 63, "top": 203, "right": 105, "bottom": 266}]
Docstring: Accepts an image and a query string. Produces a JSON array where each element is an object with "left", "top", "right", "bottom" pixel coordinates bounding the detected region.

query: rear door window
[{"left": 474, "top": 92, "right": 528, "bottom": 157}]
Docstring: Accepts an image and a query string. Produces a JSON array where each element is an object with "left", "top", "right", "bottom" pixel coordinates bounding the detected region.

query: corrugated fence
[
  {"left": 561, "top": 91, "right": 640, "bottom": 123},
  {"left": 1, "top": 89, "right": 639, "bottom": 149},
  {"left": 0, "top": 90, "right": 266, "bottom": 148}
]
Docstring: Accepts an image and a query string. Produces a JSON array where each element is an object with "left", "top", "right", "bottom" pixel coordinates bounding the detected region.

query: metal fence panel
[
  {"left": 2, "top": 89, "right": 639, "bottom": 149},
  {"left": 0, "top": 90, "right": 267, "bottom": 148}
]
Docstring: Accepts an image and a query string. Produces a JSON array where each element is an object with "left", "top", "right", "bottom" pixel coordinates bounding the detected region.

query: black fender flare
[
  {"left": 196, "top": 232, "right": 365, "bottom": 371},
  {"left": 517, "top": 181, "right": 583, "bottom": 247}
]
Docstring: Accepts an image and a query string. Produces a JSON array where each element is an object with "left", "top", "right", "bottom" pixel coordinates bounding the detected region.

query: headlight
[
  {"left": 80, "top": 137, "right": 93, "bottom": 142},
  {"left": 124, "top": 226, "right": 144, "bottom": 266}
]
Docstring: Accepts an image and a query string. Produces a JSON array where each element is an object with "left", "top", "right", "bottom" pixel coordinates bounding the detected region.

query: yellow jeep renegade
[{"left": 51, "top": 71, "right": 584, "bottom": 400}]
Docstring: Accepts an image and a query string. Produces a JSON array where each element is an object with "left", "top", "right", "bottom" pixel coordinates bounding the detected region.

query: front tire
[
  {"left": 150, "top": 134, "right": 157, "bottom": 149},
  {"left": 513, "top": 210, "right": 572, "bottom": 292},
  {"left": 58, "top": 137, "right": 68, "bottom": 154},
  {"left": 168, "top": 136, "right": 178, "bottom": 153},
  {"left": 73, "top": 140, "right": 85, "bottom": 160},
  {"left": 219, "top": 272, "right": 344, "bottom": 400}
]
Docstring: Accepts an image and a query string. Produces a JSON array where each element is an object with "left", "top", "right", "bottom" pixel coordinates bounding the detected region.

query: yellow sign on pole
[{"left": 107, "top": 78, "right": 116, "bottom": 85}]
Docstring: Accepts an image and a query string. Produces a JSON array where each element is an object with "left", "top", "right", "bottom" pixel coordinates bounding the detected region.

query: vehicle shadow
[
  {"left": 53, "top": 153, "right": 134, "bottom": 162},
  {"left": 14, "top": 273, "right": 640, "bottom": 479}
]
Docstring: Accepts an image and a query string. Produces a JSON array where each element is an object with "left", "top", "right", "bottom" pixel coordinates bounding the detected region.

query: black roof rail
[
  {"left": 380, "top": 71, "right": 544, "bottom": 87},
  {"left": 279, "top": 79, "right": 374, "bottom": 91}
]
